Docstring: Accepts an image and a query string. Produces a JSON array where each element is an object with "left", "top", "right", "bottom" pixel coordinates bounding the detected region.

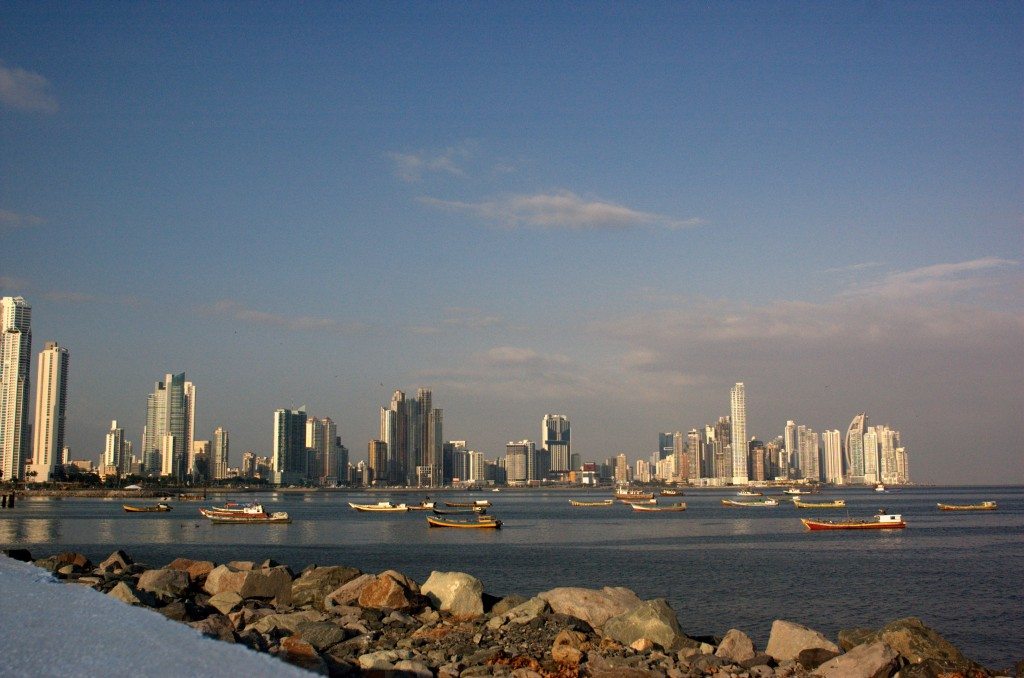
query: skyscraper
[
  {"left": 730, "top": 383, "right": 748, "bottom": 485},
  {"left": 783, "top": 420, "right": 797, "bottom": 478},
  {"left": 184, "top": 381, "right": 197, "bottom": 475},
  {"left": 273, "top": 407, "right": 307, "bottom": 485},
  {"left": 543, "top": 414, "right": 571, "bottom": 472},
  {"left": 212, "top": 427, "right": 229, "bottom": 480},
  {"left": 103, "top": 420, "right": 128, "bottom": 477},
  {"left": 0, "top": 296, "right": 31, "bottom": 481},
  {"left": 141, "top": 372, "right": 192, "bottom": 479},
  {"left": 822, "top": 429, "right": 843, "bottom": 484},
  {"left": 845, "top": 413, "right": 868, "bottom": 483},
  {"left": 29, "top": 341, "right": 69, "bottom": 481}
]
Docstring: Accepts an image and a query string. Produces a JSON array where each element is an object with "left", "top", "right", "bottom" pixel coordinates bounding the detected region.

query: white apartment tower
[
  {"left": 103, "top": 420, "right": 128, "bottom": 476},
  {"left": 729, "top": 383, "right": 748, "bottom": 485},
  {"left": 822, "top": 429, "right": 843, "bottom": 484},
  {"left": 212, "top": 427, "right": 229, "bottom": 480},
  {"left": 0, "top": 296, "right": 32, "bottom": 481},
  {"left": 29, "top": 341, "right": 69, "bottom": 481}
]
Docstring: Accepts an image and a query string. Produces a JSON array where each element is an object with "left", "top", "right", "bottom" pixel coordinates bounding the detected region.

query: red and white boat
[{"left": 801, "top": 512, "right": 905, "bottom": 531}]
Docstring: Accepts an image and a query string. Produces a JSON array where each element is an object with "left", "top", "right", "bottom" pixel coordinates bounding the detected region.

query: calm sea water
[{"left": 2, "top": 485, "right": 1021, "bottom": 668}]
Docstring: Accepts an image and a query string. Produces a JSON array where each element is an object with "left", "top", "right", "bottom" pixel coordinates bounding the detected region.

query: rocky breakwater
[{"left": 8, "top": 548, "right": 1015, "bottom": 678}]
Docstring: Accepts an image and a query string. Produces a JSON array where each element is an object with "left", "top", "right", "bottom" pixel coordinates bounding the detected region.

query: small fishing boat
[
  {"left": 801, "top": 511, "right": 905, "bottom": 530},
  {"left": 569, "top": 499, "right": 614, "bottom": 507},
  {"left": 736, "top": 490, "right": 763, "bottom": 497},
  {"left": 407, "top": 501, "right": 436, "bottom": 511},
  {"left": 937, "top": 501, "right": 997, "bottom": 511},
  {"left": 178, "top": 493, "right": 207, "bottom": 501},
  {"left": 208, "top": 511, "right": 292, "bottom": 524},
  {"left": 792, "top": 498, "right": 846, "bottom": 509},
  {"left": 445, "top": 500, "right": 491, "bottom": 508},
  {"left": 631, "top": 502, "right": 687, "bottom": 512},
  {"left": 349, "top": 501, "right": 409, "bottom": 512},
  {"left": 432, "top": 507, "right": 487, "bottom": 515},
  {"left": 122, "top": 503, "right": 172, "bottom": 513},
  {"left": 199, "top": 503, "right": 267, "bottom": 518},
  {"left": 659, "top": 489, "right": 684, "bottom": 496},
  {"left": 427, "top": 515, "right": 502, "bottom": 529},
  {"left": 783, "top": 487, "right": 815, "bottom": 495},
  {"left": 874, "top": 484, "right": 887, "bottom": 492},
  {"left": 722, "top": 498, "right": 779, "bottom": 507},
  {"left": 619, "top": 497, "right": 657, "bottom": 504},
  {"left": 614, "top": 490, "right": 655, "bottom": 501}
]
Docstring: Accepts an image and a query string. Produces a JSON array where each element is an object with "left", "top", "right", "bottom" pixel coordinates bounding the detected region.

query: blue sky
[{"left": 2, "top": 2, "right": 1021, "bottom": 484}]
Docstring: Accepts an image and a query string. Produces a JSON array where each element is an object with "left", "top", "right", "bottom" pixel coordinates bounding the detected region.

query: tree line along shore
[{"left": 1, "top": 547, "right": 1011, "bottom": 678}]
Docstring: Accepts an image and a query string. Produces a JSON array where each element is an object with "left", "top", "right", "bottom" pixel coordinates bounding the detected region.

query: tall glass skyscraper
[
  {"left": 30, "top": 341, "right": 69, "bottom": 481},
  {"left": 730, "top": 382, "right": 748, "bottom": 485},
  {"left": 0, "top": 296, "right": 31, "bottom": 481},
  {"left": 142, "top": 372, "right": 193, "bottom": 479}
]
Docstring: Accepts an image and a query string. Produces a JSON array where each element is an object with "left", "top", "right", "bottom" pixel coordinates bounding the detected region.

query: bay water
[{"left": 2, "top": 485, "right": 1020, "bottom": 668}]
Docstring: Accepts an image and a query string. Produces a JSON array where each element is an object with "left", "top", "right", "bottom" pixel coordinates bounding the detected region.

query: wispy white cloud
[
  {"left": 387, "top": 143, "right": 475, "bottom": 182},
  {"left": 843, "top": 257, "right": 1017, "bottom": 300},
  {"left": 0, "top": 209, "right": 44, "bottom": 232},
  {"left": 421, "top": 190, "right": 702, "bottom": 230},
  {"left": 822, "top": 261, "right": 884, "bottom": 274},
  {"left": 0, "top": 61, "right": 58, "bottom": 113},
  {"left": 208, "top": 300, "right": 363, "bottom": 333}
]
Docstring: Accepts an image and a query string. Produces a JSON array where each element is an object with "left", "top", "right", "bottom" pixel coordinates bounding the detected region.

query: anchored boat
[
  {"left": 937, "top": 501, "right": 997, "bottom": 511},
  {"left": 631, "top": 502, "right": 687, "bottom": 512},
  {"left": 722, "top": 498, "right": 779, "bottom": 507},
  {"left": 569, "top": 499, "right": 614, "bottom": 507},
  {"left": 792, "top": 498, "right": 846, "bottom": 509},
  {"left": 426, "top": 515, "right": 502, "bottom": 529},
  {"left": 349, "top": 502, "right": 409, "bottom": 512},
  {"left": 122, "top": 503, "right": 172, "bottom": 513},
  {"left": 207, "top": 511, "right": 292, "bottom": 524},
  {"left": 445, "top": 500, "right": 491, "bottom": 508},
  {"left": 801, "top": 511, "right": 905, "bottom": 530}
]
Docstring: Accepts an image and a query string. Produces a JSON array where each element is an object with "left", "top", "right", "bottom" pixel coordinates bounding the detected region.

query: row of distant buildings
[{"left": 1, "top": 296, "right": 908, "bottom": 487}]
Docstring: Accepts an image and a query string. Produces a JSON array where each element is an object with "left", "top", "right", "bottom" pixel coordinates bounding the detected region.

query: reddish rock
[
  {"left": 54, "top": 552, "right": 92, "bottom": 569},
  {"left": 324, "top": 573, "right": 375, "bottom": 609},
  {"left": 166, "top": 558, "right": 215, "bottom": 582},
  {"left": 97, "top": 550, "right": 133, "bottom": 574},
  {"left": 357, "top": 572, "right": 420, "bottom": 611}
]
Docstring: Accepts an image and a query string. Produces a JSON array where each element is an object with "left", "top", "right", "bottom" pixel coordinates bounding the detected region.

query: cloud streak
[
  {"left": 0, "top": 61, "right": 58, "bottom": 113},
  {"left": 0, "top": 209, "right": 44, "bottom": 232},
  {"left": 843, "top": 257, "right": 1018, "bottom": 300},
  {"left": 387, "top": 144, "right": 474, "bottom": 182},
  {"left": 422, "top": 190, "right": 702, "bottom": 230},
  {"left": 208, "top": 300, "right": 362, "bottom": 333}
]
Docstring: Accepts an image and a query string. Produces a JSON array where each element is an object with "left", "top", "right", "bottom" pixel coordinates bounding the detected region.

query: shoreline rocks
[{"left": 10, "top": 547, "right": 1011, "bottom": 678}]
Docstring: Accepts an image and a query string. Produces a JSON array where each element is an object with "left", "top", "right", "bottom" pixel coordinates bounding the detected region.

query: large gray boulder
[
  {"left": 247, "top": 610, "right": 327, "bottom": 635},
  {"left": 716, "top": 628, "right": 757, "bottom": 663},
  {"left": 538, "top": 586, "right": 642, "bottom": 628},
  {"left": 420, "top": 571, "right": 485, "bottom": 619},
  {"left": 601, "top": 598, "right": 687, "bottom": 651},
  {"left": 203, "top": 564, "right": 293, "bottom": 605},
  {"left": 137, "top": 567, "right": 192, "bottom": 599},
  {"left": 766, "top": 620, "right": 840, "bottom": 661},
  {"left": 873, "top": 617, "right": 978, "bottom": 670},
  {"left": 486, "top": 596, "right": 550, "bottom": 630},
  {"left": 291, "top": 565, "right": 362, "bottom": 610},
  {"left": 295, "top": 620, "right": 347, "bottom": 652},
  {"left": 813, "top": 641, "right": 898, "bottom": 678}
]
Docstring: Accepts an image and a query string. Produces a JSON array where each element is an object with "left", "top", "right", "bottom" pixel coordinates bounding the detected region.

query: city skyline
[{"left": 1, "top": 4, "right": 1021, "bottom": 484}]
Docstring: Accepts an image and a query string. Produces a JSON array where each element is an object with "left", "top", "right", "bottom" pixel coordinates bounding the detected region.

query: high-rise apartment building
[
  {"left": 141, "top": 372, "right": 193, "bottom": 479},
  {"left": 272, "top": 407, "right": 307, "bottom": 485},
  {"left": 822, "top": 429, "right": 843, "bottom": 484},
  {"left": 845, "top": 413, "right": 868, "bottom": 483},
  {"left": 0, "top": 296, "right": 31, "bottom": 481},
  {"left": 29, "top": 341, "right": 69, "bottom": 481},
  {"left": 798, "top": 426, "right": 820, "bottom": 482},
  {"left": 212, "top": 427, "right": 229, "bottom": 480},
  {"left": 367, "top": 439, "right": 387, "bottom": 485},
  {"left": 543, "top": 414, "right": 571, "bottom": 473},
  {"left": 504, "top": 441, "right": 532, "bottom": 484},
  {"left": 730, "top": 383, "right": 748, "bottom": 485},
  {"left": 103, "top": 420, "right": 128, "bottom": 476},
  {"left": 783, "top": 420, "right": 797, "bottom": 478},
  {"left": 862, "top": 426, "right": 880, "bottom": 484},
  {"left": 614, "top": 453, "right": 629, "bottom": 484}
]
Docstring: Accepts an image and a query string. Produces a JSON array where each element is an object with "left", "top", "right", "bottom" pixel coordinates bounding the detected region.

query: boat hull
[
  {"left": 722, "top": 499, "right": 778, "bottom": 507},
  {"left": 208, "top": 512, "right": 291, "bottom": 524},
  {"left": 632, "top": 503, "right": 687, "bottom": 512},
  {"left": 792, "top": 500, "right": 846, "bottom": 509},
  {"left": 122, "top": 504, "right": 171, "bottom": 513},
  {"left": 937, "top": 502, "right": 996, "bottom": 511},
  {"left": 426, "top": 516, "right": 501, "bottom": 529},
  {"left": 569, "top": 499, "right": 614, "bottom": 507},
  {"left": 349, "top": 502, "right": 409, "bottom": 513},
  {"left": 801, "top": 518, "right": 905, "bottom": 530}
]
